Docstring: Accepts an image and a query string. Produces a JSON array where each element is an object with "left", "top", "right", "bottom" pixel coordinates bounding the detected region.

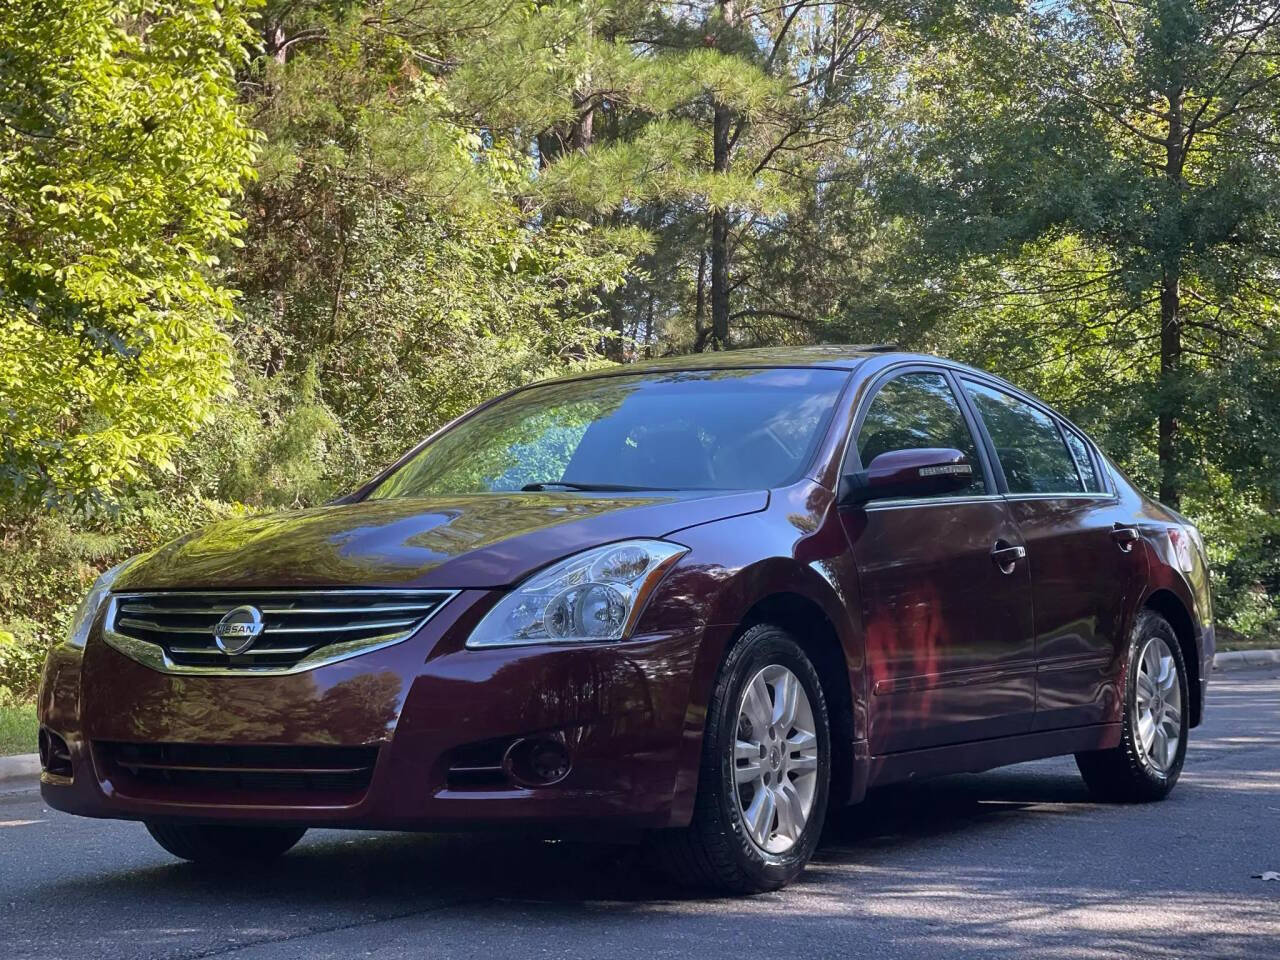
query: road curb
[
  {"left": 0, "top": 753, "right": 40, "bottom": 794},
  {"left": 1214, "top": 648, "right": 1280, "bottom": 671}
]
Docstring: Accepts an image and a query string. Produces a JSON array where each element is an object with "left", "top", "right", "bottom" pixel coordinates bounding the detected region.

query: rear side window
[
  {"left": 961, "top": 380, "right": 1082, "bottom": 494},
  {"left": 1062, "top": 428, "right": 1104, "bottom": 493},
  {"left": 856, "top": 371, "right": 986, "bottom": 497}
]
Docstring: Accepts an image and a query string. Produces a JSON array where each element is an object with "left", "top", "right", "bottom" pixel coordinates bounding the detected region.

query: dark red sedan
[{"left": 38, "top": 347, "right": 1214, "bottom": 892}]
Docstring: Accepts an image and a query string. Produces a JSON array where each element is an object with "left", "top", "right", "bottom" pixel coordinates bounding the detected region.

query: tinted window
[
  {"left": 855, "top": 372, "right": 986, "bottom": 497},
  {"left": 368, "top": 368, "right": 849, "bottom": 496},
  {"left": 961, "top": 380, "right": 1082, "bottom": 494},
  {"left": 1062, "top": 428, "right": 1103, "bottom": 493}
]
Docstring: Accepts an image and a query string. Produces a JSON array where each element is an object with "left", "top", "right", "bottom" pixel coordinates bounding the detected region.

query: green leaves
[{"left": 0, "top": 0, "right": 259, "bottom": 508}]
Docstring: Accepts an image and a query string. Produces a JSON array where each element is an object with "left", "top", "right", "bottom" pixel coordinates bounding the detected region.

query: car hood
[{"left": 113, "top": 490, "right": 768, "bottom": 591}]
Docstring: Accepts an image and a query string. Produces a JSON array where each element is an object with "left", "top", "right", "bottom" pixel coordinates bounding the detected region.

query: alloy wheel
[
  {"left": 732, "top": 664, "right": 820, "bottom": 853},
  {"left": 1134, "top": 635, "right": 1182, "bottom": 774}
]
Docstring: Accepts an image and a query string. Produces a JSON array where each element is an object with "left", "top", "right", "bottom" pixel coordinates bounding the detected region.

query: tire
[
  {"left": 146, "top": 822, "right": 307, "bottom": 865},
  {"left": 1075, "top": 609, "right": 1189, "bottom": 802},
  {"left": 653, "top": 622, "right": 831, "bottom": 894}
]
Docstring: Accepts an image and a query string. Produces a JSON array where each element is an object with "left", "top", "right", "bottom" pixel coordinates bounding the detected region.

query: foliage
[
  {"left": 229, "top": 2, "right": 654, "bottom": 472},
  {"left": 0, "top": 0, "right": 260, "bottom": 508},
  {"left": 0, "top": 498, "right": 249, "bottom": 696},
  {"left": 0, "top": 700, "right": 38, "bottom": 757}
]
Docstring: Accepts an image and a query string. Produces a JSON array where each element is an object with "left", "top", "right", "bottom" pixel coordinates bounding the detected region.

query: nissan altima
[{"left": 38, "top": 346, "right": 1213, "bottom": 892}]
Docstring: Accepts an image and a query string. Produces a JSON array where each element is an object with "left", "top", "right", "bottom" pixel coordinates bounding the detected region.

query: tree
[
  {"left": 599, "top": 1, "right": 906, "bottom": 353},
  {"left": 886, "top": 0, "right": 1280, "bottom": 510},
  {"left": 219, "top": 1, "right": 660, "bottom": 487},
  {"left": 0, "top": 0, "right": 259, "bottom": 508}
]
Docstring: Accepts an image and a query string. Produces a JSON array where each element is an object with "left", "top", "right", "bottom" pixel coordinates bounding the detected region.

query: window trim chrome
[
  {"left": 101, "top": 589, "right": 459, "bottom": 677},
  {"left": 1000, "top": 492, "right": 1119, "bottom": 503},
  {"left": 863, "top": 493, "right": 1007, "bottom": 511},
  {"left": 864, "top": 491, "right": 1120, "bottom": 512}
]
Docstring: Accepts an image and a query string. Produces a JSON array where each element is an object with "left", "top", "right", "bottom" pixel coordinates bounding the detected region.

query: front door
[
  {"left": 839, "top": 369, "right": 1037, "bottom": 754},
  {"left": 959, "top": 378, "right": 1149, "bottom": 730}
]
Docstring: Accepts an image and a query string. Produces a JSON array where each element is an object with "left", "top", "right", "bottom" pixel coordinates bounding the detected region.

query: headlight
[
  {"left": 466, "top": 539, "right": 688, "bottom": 648},
  {"left": 65, "top": 557, "right": 138, "bottom": 649}
]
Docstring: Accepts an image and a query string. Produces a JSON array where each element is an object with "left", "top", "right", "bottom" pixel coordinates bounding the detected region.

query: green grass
[{"left": 0, "top": 702, "right": 38, "bottom": 756}]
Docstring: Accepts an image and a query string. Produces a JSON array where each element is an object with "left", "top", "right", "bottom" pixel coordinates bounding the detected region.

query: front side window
[
  {"left": 367, "top": 368, "right": 850, "bottom": 497},
  {"left": 961, "top": 380, "right": 1083, "bottom": 495},
  {"left": 855, "top": 371, "right": 986, "bottom": 497}
]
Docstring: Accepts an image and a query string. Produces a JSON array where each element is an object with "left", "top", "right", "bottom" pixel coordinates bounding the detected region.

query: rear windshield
[{"left": 367, "top": 368, "right": 849, "bottom": 497}]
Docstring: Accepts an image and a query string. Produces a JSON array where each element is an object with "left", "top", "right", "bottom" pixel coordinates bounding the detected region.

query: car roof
[
  {"left": 545, "top": 345, "right": 901, "bottom": 381},
  {"left": 541, "top": 344, "right": 1027, "bottom": 384}
]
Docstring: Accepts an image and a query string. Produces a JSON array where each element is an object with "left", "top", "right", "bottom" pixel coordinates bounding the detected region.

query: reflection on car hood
[{"left": 113, "top": 490, "right": 768, "bottom": 591}]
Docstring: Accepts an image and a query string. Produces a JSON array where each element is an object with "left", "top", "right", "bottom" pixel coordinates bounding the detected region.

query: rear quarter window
[{"left": 1062, "top": 428, "right": 1104, "bottom": 493}]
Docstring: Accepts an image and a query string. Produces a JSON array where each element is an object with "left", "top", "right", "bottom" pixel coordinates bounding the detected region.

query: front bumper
[{"left": 38, "top": 589, "right": 701, "bottom": 832}]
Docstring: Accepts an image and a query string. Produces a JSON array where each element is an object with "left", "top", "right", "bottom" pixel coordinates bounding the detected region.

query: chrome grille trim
[{"left": 103, "top": 588, "right": 458, "bottom": 676}]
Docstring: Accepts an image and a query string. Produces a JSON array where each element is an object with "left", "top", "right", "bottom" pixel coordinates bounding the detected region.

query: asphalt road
[{"left": 4, "top": 670, "right": 1278, "bottom": 960}]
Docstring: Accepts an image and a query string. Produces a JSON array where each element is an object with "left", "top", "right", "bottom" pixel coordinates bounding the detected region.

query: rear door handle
[
  {"left": 1111, "top": 525, "right": 1140, "bottom": 552},
  {"left": 991, "top": 541, "right": 1026, "bottom": 573}
]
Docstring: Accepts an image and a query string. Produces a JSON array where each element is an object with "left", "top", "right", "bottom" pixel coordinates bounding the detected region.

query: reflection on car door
[
  {"left": 960, "top": 378, "right": 1149, "bottom": 731},
  {"left": 838, "top": 368, "right": 1036, "bottom": 754}
]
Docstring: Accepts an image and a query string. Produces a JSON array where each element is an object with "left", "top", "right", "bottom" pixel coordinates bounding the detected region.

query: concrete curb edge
[{"left": 1213, "top": 648, "right": 1280, "bottom": 670}]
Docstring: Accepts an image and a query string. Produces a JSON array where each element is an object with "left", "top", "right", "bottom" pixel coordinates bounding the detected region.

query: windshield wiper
[{"left": 520, "top": 481, "right": 670, "bottom": 492}]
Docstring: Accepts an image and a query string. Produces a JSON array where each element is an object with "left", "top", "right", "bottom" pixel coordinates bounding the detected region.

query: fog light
[{"left": 503, "top": 737, "right": 571, "bottom": 787}]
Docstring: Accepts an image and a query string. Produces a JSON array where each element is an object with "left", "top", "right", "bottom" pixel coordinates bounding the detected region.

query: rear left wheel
[
  {"left": 1075, "top": 609, "right": 1189, "bottom": 802},
  {"left": 652, "top": 622, "right": 831, "bottom": 893},
  {"left": 146, "top": 822, "right": 307, "bottom": 865}
]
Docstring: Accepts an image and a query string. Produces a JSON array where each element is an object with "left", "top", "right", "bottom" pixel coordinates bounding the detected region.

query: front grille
[
  {"left": 98, "top": 741, "right": 378, "bottom": 797},
  {"left": 107, "top": 589, "right": 453, "bottom": 672}
]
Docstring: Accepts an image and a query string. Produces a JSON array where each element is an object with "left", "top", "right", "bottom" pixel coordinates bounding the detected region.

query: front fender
[{"left": 640, "top": 482, "right": 867, "bottom": 823}]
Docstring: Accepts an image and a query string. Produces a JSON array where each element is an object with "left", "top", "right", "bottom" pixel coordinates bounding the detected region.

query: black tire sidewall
[
  {"left": 146, "top": 822, "right": 306, "bottom": 864},
  {"left": 706, "top": 624, "right": 831, "bottom": 889},
  {"left": 1122, "top": 611, "right": 1189, "bottom": 792}
]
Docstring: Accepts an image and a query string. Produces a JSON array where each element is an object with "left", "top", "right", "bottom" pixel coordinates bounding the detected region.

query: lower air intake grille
[
  {"left": 446, "top": 738, "right": 513, "bottom": 790},
  {"left": 106, "top": 589, "right": 454, "bottom": 672},
  {"left": 98, "top": 742, "right": 379, "bottom": 797}
]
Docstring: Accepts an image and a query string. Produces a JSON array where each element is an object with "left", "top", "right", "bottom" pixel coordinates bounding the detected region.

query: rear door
[
  {"left": 958, "top": 378, "right": 1149, "bottom": 730},
  {"left": 838, "top": 367, "right": 1037, "bottom": 754}
]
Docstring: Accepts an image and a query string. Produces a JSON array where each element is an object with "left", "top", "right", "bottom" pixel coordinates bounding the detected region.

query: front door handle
[
  {"left": 1111, "top": 524, "right": 1140, "bottom": 553},
  {"left": 991, "top": 541, "right": 1026, "bottom": 574}
]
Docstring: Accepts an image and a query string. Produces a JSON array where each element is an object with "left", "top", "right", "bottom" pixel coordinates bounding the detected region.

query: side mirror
[{"left": 839, "top": 447, "right": 974, "bottom": 505}]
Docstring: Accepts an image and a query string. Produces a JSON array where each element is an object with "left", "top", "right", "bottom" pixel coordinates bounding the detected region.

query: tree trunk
[
  {"left": 266, "top": 22, "right": 288, "bottom": 65},
  {"left": 693, "top": 246, "right": 710, "bottom": 352},
  {"left": 1158, "top": 266, "right": 1181, "bottom": 508},
  {"left": 643, "top": 291, "right": 654, "bottom": 358},
  {"left": 706, "top": 0, "right": 735, "bottom": 351},
  {"left": 571, "top": 92, "right": 594, "bottom": 153},
  {"left": 709, "top": 98, "right": 731, "bottom": 349},
  {"left": 1158, "top": 90, "right": 1186, "bottom": 508}
]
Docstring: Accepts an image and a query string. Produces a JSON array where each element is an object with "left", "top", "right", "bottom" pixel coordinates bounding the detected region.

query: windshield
[{"left": 367, "top": 368, "right": 849, "bottom": 497}]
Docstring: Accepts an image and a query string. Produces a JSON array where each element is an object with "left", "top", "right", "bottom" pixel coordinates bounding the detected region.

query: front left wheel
[
  {"left": 146, "top": 822, "right": 307, "bottom": 865},
  {"left": 652, "top": 622, "right": 831, "bottom": 893}
]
